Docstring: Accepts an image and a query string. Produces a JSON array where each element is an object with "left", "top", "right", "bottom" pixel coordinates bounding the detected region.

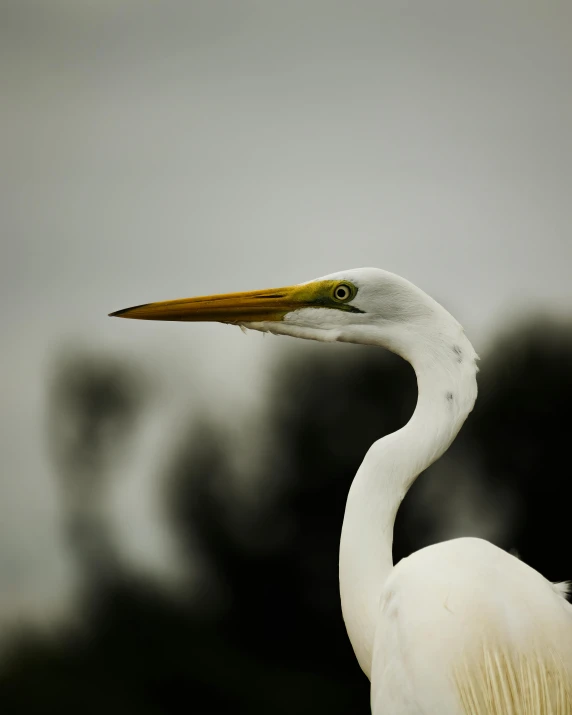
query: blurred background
[{"left": 1, "top": 1, "right": 572, "bottom": 712}]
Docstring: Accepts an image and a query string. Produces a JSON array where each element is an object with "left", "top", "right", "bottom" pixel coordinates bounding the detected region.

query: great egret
[{"left": 111, "top": 267, "right": 572, "bottom": 714}]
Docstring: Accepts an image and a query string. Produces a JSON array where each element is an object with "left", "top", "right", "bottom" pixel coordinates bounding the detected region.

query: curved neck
[{"left": 339, "top": 331, "right": 478, "bottom": 678}]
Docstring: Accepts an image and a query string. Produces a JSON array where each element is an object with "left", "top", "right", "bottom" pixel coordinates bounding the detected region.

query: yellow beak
[{"left": 109, "top": 285, "right": 305, "bottom": 324}]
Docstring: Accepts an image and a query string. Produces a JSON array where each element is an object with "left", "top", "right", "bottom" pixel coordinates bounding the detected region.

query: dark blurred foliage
[
  {"left": 0, "top": 322, "right": 571, "bottom": 713},
  {"left": 469, "top": 322, "right": 572, "bottom": 582},
  {"left": 45, "top": 350, "right": 146, "bottom": 588}
]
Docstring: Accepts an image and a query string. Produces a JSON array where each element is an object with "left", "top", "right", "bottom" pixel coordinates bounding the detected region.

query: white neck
[{"left": 338, "top": 325, "right": 478, "bottom": 679}]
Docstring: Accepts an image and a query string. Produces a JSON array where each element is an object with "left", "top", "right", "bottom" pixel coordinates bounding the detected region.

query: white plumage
[
  {"left": 111, "top": 266, "right": 572, "bottom": 713},
  {"left": 373, "top": 538, "right": 572, "bottom": 713}
]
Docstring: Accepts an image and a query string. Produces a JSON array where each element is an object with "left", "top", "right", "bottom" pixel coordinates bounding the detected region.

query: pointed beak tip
[{"left": 109, "top": 303, "right": 149, "bottom": 318}]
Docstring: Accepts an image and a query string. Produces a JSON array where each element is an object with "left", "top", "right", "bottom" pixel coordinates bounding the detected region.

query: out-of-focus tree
[
  {"left": 46, "top": 350, "right": 145, "bottom": 589},
  {"left": 468, "top": 321, "right": 572, "bottom": 581},
  {"left": 0, "top": 322, "right": 571, "bottom": 713}
]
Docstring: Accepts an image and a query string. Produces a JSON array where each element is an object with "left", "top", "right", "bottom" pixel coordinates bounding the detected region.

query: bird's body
[
  {"left": 373, "top": 537, "right": 572, "bottom": 713},
  {"left": 111, "top": 266, "right": 572, "bottom": 713}
]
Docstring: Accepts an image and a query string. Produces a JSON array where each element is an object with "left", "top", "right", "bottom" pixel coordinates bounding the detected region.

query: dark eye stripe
[{"left": 312, "top": 286, "right": 364, "bottom": 313}]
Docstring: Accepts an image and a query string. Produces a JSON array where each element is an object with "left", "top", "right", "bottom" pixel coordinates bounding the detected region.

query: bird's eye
[{"left": 333, "top": 283, "right": 352, "bottom": 302}]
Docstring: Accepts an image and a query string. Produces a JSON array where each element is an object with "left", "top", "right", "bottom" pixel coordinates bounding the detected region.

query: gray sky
[{"left": 1, "top": 0, "right": 572, "bottom": 629}]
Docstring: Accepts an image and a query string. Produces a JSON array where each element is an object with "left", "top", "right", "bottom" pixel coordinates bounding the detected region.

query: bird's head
[{"left": 110, "top": 267, "right": 459, "bottom": 360}]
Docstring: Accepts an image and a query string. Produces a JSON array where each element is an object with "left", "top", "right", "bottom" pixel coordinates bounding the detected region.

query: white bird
[{"left": 111, "top": 267, "right": 572, "bottom": 714}]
